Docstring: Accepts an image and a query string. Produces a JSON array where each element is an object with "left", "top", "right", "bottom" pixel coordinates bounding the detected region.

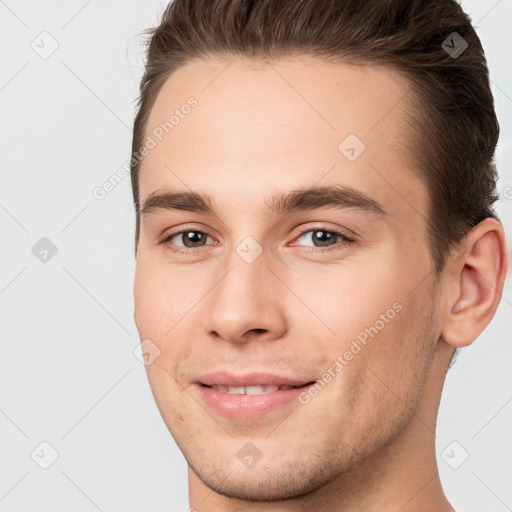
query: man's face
[{"left": 133, "top": 57, "right": 443, "bottom": 501}]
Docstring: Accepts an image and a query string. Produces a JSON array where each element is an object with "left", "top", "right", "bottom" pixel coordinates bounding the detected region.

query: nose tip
[
  {"left": 203, "top": 263, "right": 288, "bottom": 345},
  {"left": 209, "top": 319, "right": 278, "bottom": 345}
]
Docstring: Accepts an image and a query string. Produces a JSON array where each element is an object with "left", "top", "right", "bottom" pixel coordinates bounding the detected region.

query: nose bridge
[
  {"left": 218, "top": 233, "right": 273, "bottom": 297},
  {"left": 202, "top": 239, "right": 287, "bottom": 342}
]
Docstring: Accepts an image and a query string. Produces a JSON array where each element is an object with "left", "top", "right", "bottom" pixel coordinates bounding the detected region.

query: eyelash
[{"left": 158, "top": 226, "right": 355, "bottom": 255}]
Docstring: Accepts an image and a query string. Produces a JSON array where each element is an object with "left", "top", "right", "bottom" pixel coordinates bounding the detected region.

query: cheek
[
  {"left": 317, "top": 298, "right": 436, "bottom": 456},
  {"left": 133, "top": 257, "right": 179, "bottom": 340},
  {"left": 343, "top": 293, "right": 436, "bottom": 418},
  {"left": 133, "top": 257, "right": 193, "bottom": 387},
  {"left": 315, "top": 258, "right": 436, "bottom": 401},
  {"left": 133, "top": 261, "right": 155, "bottom": 334},
  {"left": 297, "top": 261, "right": 405, "bottom": 344}
]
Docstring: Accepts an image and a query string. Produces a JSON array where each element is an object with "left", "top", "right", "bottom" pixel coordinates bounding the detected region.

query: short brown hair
[{"left": 130, "top": 0, "right": 501, "bottom": 274}]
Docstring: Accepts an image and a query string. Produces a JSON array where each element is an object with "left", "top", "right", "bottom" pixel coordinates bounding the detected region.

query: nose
[{"left": 201, "top": 250, "right": 288, "bottom": 345}]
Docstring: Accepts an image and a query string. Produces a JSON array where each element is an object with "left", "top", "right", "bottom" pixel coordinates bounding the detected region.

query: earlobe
[{"left": 441, "top": 218, "right": 509, "bottom": 348}]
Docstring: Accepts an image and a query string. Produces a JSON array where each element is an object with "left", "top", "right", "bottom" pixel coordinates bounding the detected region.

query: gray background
[{"left": 0, "top": 1, "right": 511, "bottom": 510}]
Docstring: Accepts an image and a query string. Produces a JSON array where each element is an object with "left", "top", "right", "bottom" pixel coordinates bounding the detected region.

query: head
[{"left": 131, "top": 0, "right": 508, "bottom": 503}]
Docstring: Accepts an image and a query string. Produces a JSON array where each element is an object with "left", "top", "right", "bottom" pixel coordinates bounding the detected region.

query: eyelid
[
  {"left": 158, "top": 223, "right": 215, "bottom": 241},
  {"left": 289, "top": 223, "right": 357, "bottom": 244}
]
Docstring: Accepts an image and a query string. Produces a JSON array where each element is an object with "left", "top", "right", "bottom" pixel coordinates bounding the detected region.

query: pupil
[
  {"left": 313, "top": 230, "right": 334, "bottom": 246},
  {"left": 184, "top": 231, "right": 204, "bottom": 247}
]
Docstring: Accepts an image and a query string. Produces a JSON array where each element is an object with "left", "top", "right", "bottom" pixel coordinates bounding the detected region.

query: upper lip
[{"left": 196, "top": 371, "right": 315, "bottom": 387}]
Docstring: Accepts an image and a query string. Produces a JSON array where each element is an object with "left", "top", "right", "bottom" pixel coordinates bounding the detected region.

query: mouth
[
  {"left": 196, "top": 382, "right": 316, "bottom": 418},
  {"left": 200, "top": 383, "right": 315, "bottom": 395},
  {"left": 194, "top": 372, "right": 317, "bottom": 418}
]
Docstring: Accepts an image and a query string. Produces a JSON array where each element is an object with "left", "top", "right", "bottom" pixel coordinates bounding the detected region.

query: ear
[{"left": 440, "top": 217, "right": 509, "bottom": 348}]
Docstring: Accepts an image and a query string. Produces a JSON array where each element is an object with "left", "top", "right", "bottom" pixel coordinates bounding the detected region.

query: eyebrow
[{"left": 140, "top": 184, "right": 387, "bottom": 219}]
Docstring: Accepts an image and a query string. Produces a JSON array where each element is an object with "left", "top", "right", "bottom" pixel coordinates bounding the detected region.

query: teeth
[
  {"left": 210, "top": 385, "right": 296, "bottom": 395},
  {"left": 246, "top": 385, "right": 279, "bottom": 395}
]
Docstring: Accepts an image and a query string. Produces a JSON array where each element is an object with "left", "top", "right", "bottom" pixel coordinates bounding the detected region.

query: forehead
[{"left": 139, "top": 56, "right": 426, "bottom": 222}]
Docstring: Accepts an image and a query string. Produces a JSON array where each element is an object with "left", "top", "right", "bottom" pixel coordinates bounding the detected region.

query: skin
[{"left": 132, "top": 56, "right": 509, "bottom": 511}]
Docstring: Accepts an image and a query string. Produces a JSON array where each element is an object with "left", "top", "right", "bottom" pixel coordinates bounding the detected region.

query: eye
[
  {"left": 159, "top": 226, "right": 355, "bottom": 255},
  {"left": 159, "top": 229, "right": 216, "bottom": 253},
  {"left": 291, "top": 227, "right": 355, "bottom": 253}
]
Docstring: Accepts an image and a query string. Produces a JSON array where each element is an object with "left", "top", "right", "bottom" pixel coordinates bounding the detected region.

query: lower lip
[{"left": 195, "top": 383, "right": 315, "bottom": 418}]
